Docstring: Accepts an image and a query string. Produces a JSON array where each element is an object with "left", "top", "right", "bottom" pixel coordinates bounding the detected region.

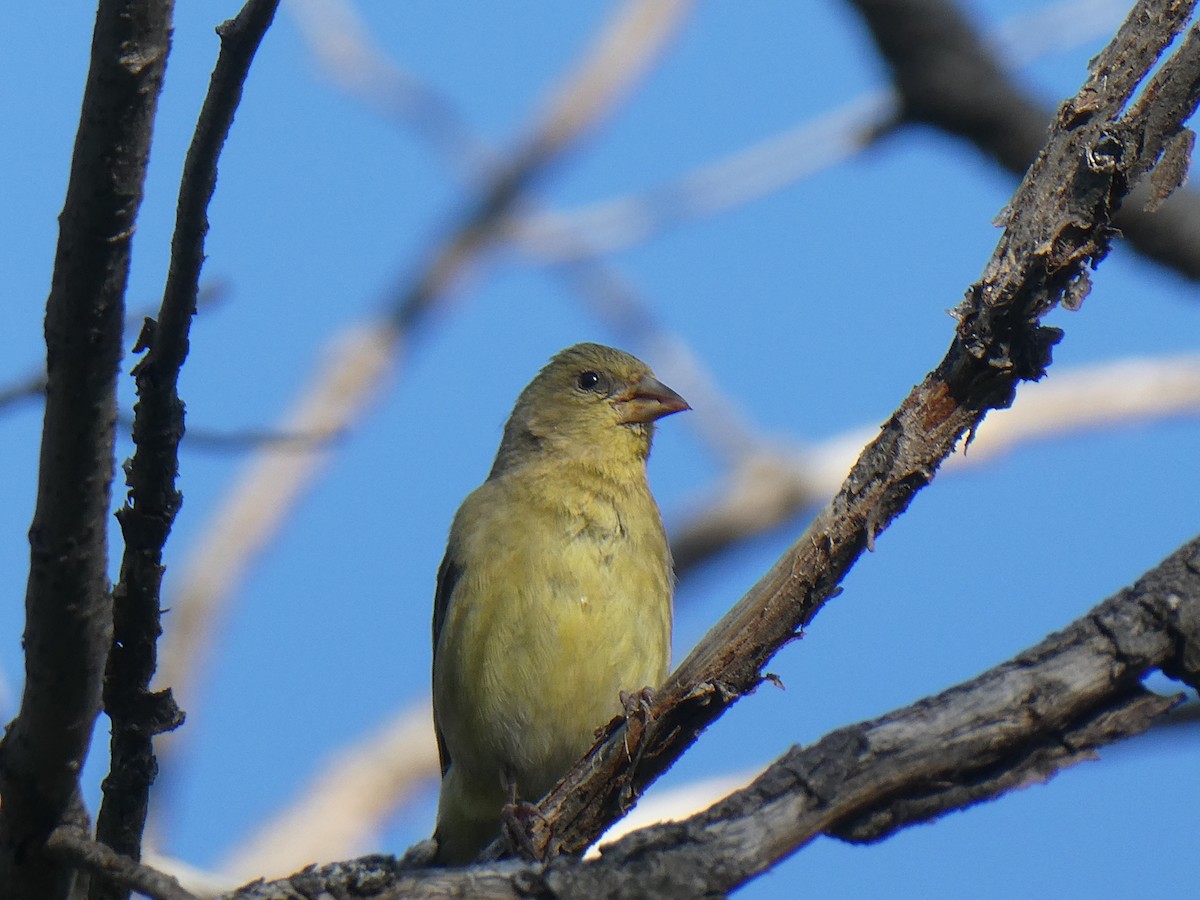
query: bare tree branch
[
  {"left": 93, "top": 4, "right": 280, "bottom": 899},
  {"left": 48, "top": 826, "right": 197, "bottom": 900},
  {"left": 507, "top": 0, "right": 1200, "bottom": 860},
  {"left": 847, "top": 0, "right": 1200, "bottom": 279},
  {"left": 0, "top": 2, "right": 173, "bottom": 897},
  {"left": 216, "top": 529, "right": 1200, "bottom": 898},
  {"left": 671, "top": 354, "right": 1200, "bottom": 574}
]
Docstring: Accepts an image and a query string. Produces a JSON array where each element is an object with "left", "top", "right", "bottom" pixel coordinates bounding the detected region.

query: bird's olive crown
[{"left": 543, "top": 342, "right": 650, "bottom": 398}]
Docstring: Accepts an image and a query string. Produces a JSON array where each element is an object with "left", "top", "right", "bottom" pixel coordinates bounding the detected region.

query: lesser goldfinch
[{"left": 431, "top": 343, "right": 688, "bottom": 865}]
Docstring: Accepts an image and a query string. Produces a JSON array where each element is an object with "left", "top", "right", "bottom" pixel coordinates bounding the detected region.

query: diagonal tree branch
[
  {"left": 92, "top": 4, "right": 280, "bottom": 900},
  {"left": 847, "top": 0, "right": 1200, "bottom": 279},
  {"left": 49, "top": 827, "right": 197, "bottom": 900},
  {"left": 215, "top": 531, "right": 1200, "bottom": 898},
  {"left": 670, "top": 354, "right": 1200, "bottom": 575},
  {"left": 509, "top": 0, "right": 1200, "bottom": 860},
  {"left": 0, "top": 2, "right": 174, "bottom": 898},
  {"left": 574, "top": 536, "right": 1199, "bottom": 895}
]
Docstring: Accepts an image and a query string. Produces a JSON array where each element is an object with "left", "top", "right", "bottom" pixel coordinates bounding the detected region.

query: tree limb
[
  {"left": 670, "top": 353, "right": 1200, "bottom": 574},
  {"left": 48, "top": 827, "right": 198, "bottom": 900},
  {"left": 215, "top": 529, "right": 1200, "bottom": 898},
  {"left": 93, "top": 4, "right": 280, "bottom": 899},
  {"left": 508, "top": 0, "right": 1200, "bottom": 860},
  {"left": 847, "top": 0, "right": 1200, "bottom": 279},
  {"left": 0, "top": 2, "right": 173, "bottom": 898}
]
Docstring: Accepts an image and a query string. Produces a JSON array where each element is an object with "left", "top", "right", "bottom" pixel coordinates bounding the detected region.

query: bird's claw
[
  {"left": 619, "top": 686, "right": 657, "bottom": 721},
  {"left": 501, "top": 800, "right": 547, "bottom": 862},
  {"left": 618, "top": 685, "right": 659, "bottom": 762}
]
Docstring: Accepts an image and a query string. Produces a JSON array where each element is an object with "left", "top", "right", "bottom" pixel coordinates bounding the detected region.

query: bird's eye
[{"left": 576, "top": 370, "right": 606, "bottom": 393}]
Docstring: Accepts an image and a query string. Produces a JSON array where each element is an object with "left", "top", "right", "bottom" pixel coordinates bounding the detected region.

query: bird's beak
[{"left": 612, "top": 374, "right": 690, "bottom": 424}]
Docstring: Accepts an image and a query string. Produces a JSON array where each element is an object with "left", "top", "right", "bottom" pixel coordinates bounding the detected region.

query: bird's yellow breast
[{"left": 433, "top": 464, "right": 672, "bottom": 804}]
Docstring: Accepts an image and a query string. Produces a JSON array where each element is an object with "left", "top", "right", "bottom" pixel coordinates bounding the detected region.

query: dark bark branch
[
  {"left": 0, "top": 2, "right": 174, "bottom": 898},
  {"left": 847, "top": 0, "right": 1200, "bottom": 280},
  {"left": 48, "top": 827, "right": 197, "bottom": 900},
  {"left": 502, "top": 0, "right": 1200, "bottom": 861},
  {"left": 217, "top": 532, "right": 1200, "bottom": 898},
  {"left": 522, "top": 533, "right": 1200, "bottom": 896},
  {"left": 92, "top": 4, "right": 280, "bottom": 900}
]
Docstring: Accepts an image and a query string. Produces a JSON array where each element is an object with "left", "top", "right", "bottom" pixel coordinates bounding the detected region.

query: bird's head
[{"left": 490, "top": 343, "right": 689, "bottom": 476}]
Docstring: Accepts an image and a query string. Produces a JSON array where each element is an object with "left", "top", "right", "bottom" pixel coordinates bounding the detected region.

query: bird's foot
[
  {"left": 619, "top": 686, "right": 658, "bottom": 721},
  {"left": 501, "top": 800, "right": 547, "bottom": 862},
  {"left": 617, "top": 686, "right": 659, "bottom": 763}
]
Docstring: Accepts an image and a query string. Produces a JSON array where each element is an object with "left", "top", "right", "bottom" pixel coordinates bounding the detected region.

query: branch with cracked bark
[
  {"left": 492, "top": 0, "right": 1200, "bottom": 863},
  {"left": 847, "top": 0, "right": 1200, "bottom": 279},
  {"left": 197, "top": 3, "right": 1200, "bottom": 892},
  {"left": 213, "top": 531, "right": 1200, "bottom": 899}
]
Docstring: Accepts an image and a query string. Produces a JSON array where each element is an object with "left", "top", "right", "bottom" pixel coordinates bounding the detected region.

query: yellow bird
[{"left": 431, "top": 343, "right": 688, "bottom": 865}]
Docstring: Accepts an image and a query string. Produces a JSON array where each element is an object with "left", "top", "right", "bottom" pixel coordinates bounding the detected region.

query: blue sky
[{"left": 2, "top": 2, "right": 1197, "bottom": 897}]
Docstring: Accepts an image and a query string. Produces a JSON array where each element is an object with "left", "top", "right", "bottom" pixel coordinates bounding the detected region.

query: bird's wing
[{"left": 431, "top": 549, "right": 463, "bottom": 777}]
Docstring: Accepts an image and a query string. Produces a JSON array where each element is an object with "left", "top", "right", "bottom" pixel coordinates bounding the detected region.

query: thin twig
[
  {"left": 93, "top": 5, "right": 280, "bottom": 899},
  {"left": 48, "top": 828, "right": 198, "bottom": 900},
  {"left": 0, "top": 370, "right": 47, "bottom": 409}
]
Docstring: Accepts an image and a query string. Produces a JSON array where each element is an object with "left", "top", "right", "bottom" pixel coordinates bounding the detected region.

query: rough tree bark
[{"left": 0, "top": 2, "right": 173, "bottom": 898}]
